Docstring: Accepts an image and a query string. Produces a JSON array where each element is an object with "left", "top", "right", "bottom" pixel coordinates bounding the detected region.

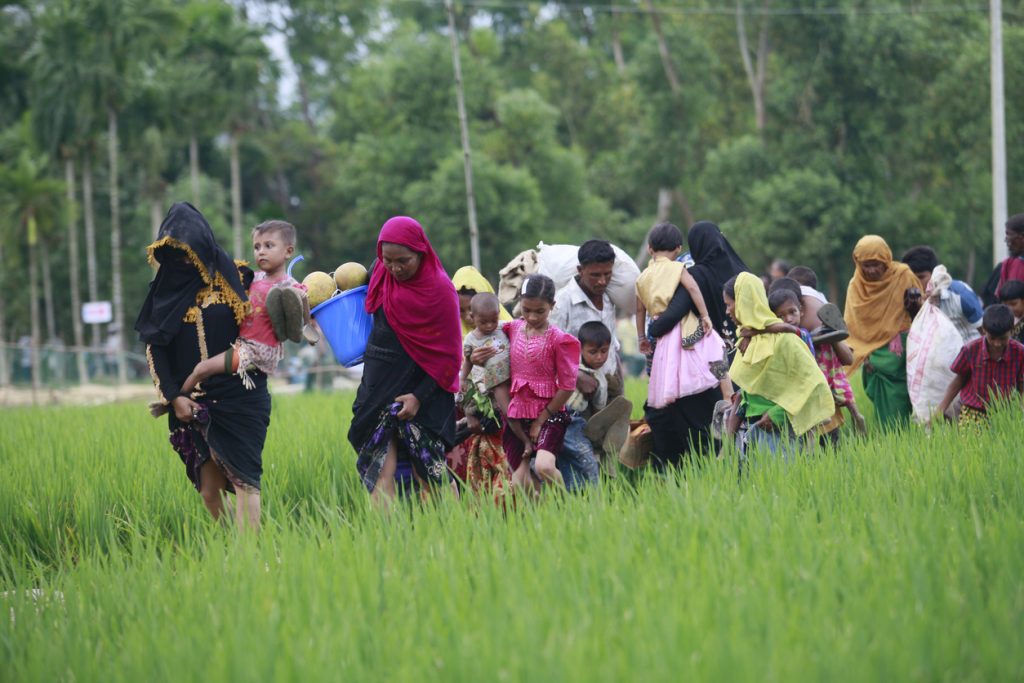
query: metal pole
[
  {"left": 991, "top": 0, "right": 1008, "bottom": 265},
  {"left": 445, "top": 0, "right": 481, "bottom": 270}
]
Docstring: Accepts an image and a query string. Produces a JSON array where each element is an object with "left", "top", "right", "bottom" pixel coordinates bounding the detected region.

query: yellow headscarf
[
  {"left": 451, "top": 266, "right": 513, "bottom": 336},
  {"left": 843, "top": 235, "right": 921, "bottom": 371},
  {"left": 729, "top": 273, "right": 834, "bottom": 435}
]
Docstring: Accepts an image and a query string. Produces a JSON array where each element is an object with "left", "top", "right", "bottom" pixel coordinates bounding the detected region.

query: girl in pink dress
[
  {"left": 502, "top": 274, "right": 580, "bottom": 491},
  {"left": 636, "top": 223, "right": 731, "bottom": 409}
]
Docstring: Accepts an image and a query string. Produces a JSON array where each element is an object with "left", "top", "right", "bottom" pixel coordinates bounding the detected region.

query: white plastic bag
[
  {"left": 535, "top": 242, "right": 641, "bottom": 317},
  {"left": 906, "top": 301, "right": 962, "bottom": 423}
]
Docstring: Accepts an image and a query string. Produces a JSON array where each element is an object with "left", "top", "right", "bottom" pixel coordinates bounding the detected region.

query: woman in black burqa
[
  {"left": 136, "top": 202, "right": 270, "bottom": 528},
  {"left": 643, "top": 221, "right": 749, "bottom": 468}
]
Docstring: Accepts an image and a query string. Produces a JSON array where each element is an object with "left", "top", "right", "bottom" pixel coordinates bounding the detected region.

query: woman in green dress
[{"left": 844, "top": 235, "right": 922, "bottom": 428}]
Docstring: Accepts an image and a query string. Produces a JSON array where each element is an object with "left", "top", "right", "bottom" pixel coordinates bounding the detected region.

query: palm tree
[
  {"left": 81, "top": 0, "right": 175, "bottom": 384},
  {"left": 0, "top": 147, "right": 64, "bottom": 402},
  {"left": 28, "top": 0, "right": 99, "bottom": 383}
]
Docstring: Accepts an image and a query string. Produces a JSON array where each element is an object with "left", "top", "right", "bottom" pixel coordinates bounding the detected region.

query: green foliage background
[{"left": 1, "top": 0, "right": 1023, "bottom": 347}]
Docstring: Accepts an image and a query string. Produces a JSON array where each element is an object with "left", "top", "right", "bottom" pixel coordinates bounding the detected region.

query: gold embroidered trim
[
  {"left": 196, "top": 309, "right": 209, "bottom": 361},
  {"left": 146, "top": 236, "right": 211, "bottom": 284},
  {"left": 145, "top": 345, "right": 164, "bottom": 401}
]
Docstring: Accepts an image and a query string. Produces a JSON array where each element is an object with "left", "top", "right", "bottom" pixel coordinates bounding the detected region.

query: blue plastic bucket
[{"left": 311, "top": 285, "right": 372, "bottom": 367}]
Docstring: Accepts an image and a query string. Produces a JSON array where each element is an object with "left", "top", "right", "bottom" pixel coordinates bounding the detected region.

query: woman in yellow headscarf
[
  {"left": 452, "top": 266, "right": 513, "bottom": 336},
  {"left": 725, "top": 273, "right": 834, "bottom": 457},
  {"left": 448, "top": 265, "right": 513, "bottom": 495},
  {"left": 844, "top": 235, "right": 921, "bottom": 427}
]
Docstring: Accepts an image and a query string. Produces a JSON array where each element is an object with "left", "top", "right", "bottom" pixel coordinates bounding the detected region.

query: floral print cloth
[{"left": 357, "top": 402, "right": 450, "bottom": 493}]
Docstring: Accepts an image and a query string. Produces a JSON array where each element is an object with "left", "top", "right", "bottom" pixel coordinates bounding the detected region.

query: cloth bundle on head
[
  {"left": 687, "top": 221, "right": 749, "bottom": 334},
  {"left": 843, "top": 235, "right": 921, "bottom": 371},
  {"left": 135, "top": 202, "right": 249, "bottom": 346},
  {"left": 365, "top": 216, "right": 462, "bottom": 393},
  {"left": 451, "top": 266, "right": 513, "bottom": 336},
  {"left": 728, "top": 273, "right": 834, "bottom": 435}
]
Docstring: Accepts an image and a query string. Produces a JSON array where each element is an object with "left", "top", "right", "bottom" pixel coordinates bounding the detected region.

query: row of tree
[{"left": 0, "top": 0, "right": 1021, "bottom": 388}]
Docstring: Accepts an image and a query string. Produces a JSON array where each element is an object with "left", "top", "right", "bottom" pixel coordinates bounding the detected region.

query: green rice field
[{"left": 1, "top": 380, "right": 1022, "bottom": 681}]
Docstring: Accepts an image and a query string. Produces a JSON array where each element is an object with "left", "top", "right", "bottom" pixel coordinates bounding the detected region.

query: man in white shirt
[{"left": 550, "top": 240, "right": 622, "bottom": 398}]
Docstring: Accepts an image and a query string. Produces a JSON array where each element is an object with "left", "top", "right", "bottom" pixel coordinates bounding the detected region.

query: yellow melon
[
  {"left": 334, "top": 262, "right": 369, "bottom": 291},
  {"left": 303, "top": 271, "right": 337, "bottom": 308}
]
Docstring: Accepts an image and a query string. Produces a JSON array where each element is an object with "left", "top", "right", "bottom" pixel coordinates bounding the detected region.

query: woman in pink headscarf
[{"left": 348, "top": 216, "right": 463, "bottom": 504}]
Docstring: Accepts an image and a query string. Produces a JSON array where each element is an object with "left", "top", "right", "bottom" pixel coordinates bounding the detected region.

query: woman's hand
[
  {"left": 529, "top": 417, "right": 544, "bottom": 443},
  {"left": 738, "top": 327, "right": 756, "bottom": 339},
  {"left": 701, "top": 315, "right": 713, "bottom": 334},
  {"left": 576, "top": 372, "right": 598, "bottom": 396},
  {"left": 753, "top": 413, "right": 775, "bottom": 432},
  {"left": 395, "top": 393, "right": 421, "bottom": 420},
  {"left": 738, "top": 337, "right": 751, "bottom": 355},
  {"left": 639, "top": 337, "right": 653, "bottom": 356},
  {"left": 888, "top": 334, "right": 904, "bottom": 357},
  {"left": 470, "top": 345, "right": 498, "bottom": 366},
  {"left": 171, "top": 396, "right": 201, "bottom": 424}
]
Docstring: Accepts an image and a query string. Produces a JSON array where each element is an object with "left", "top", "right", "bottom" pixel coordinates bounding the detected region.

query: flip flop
[
  {"left": 810, "top": 326, "right": 850, "bottom": 345},
  {"left": 267, "top": 286, "right": 305, "bottom": 343},
  {"left": 584, "top": 395, "right": 632, "bottom": 444},
  {"left": 815, "top": 303, "right": 848, "bottom": 333},
  {"left": 265, "top": 287, "right": 289, "bottom": 343}
]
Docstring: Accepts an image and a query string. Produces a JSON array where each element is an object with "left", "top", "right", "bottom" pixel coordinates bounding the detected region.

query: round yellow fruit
[
  {"left": 334, "top": 262, "right": 369, "bottom": 291},
  {"left": 303, "top": 271, "right": 337, "bottom": 308}
]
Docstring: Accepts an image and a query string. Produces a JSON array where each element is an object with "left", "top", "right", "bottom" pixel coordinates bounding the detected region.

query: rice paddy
[{"left": 1, "top": 381, "right": 1021, "bottom": 681}]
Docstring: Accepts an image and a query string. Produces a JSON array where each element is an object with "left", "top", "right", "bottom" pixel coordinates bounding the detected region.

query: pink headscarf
[{"left": 365, "top": 216, "right": 462, "bottom": 393}]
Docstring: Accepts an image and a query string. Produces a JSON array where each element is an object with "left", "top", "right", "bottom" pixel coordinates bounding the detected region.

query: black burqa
[
  {"left": 135, "top": 202, "right": 249, "bottom": 346},
  {"left": 138, "top": 202, "right": 270, "bottom": 492},
  {"left": 643, "top": 221, "right": 749, "bottom": 470}
]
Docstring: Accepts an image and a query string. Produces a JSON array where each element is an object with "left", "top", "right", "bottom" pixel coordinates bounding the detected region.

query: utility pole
[
  {"left": 445, "top": 0, "right": 481, "bottom": 270},
  {"left": 991, "top": 0, "right": 1008, "bottom": 265}
]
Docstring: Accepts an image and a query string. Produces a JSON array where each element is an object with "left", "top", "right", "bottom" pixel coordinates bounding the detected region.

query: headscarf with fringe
[
  {"left": 728, "top": 272, "right": 834, "bottom": 435},
  {"left": 135, "top": 202, "right": 249, "bottom": 345},
  {"left": 843, "top": 235, "right": 921, "bottom": 370}
]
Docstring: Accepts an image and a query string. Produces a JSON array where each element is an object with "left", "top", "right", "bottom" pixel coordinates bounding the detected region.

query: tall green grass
[{"left": 1, "top": 385, "right": 1022, "bottom": 681}]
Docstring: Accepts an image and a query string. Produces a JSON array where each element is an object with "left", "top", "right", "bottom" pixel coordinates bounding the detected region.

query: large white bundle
[
  {"left": 906, "top": 301, "right": 962, "bottom": 424},
  {"left": 535, "top": 242, "right": 640, "bottom": 317}
]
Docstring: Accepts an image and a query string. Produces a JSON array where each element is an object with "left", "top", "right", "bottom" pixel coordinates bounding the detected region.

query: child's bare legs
[
  {"left": 496, "top": 384, "right": 532, "bottom": 454},
  {"left": 371, "top": 436, "right": 398, "bottom": 509},
  {"left": 182, "top": 349, "right": 233, "bottom": 396},
  {"left": 533, "top": 449, "right": 565, "bottom": 489}
]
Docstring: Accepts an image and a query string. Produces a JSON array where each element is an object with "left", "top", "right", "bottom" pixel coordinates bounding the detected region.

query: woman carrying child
[
  {"left": 637, "top": 223, "right": 732, "bottom": 468},
  {"left": 844, "top": 235, "right": 922, "bottom": 428},
  {"left": 136, "top": 203, "right": 270, "bottom": 529},
  {"left": 724, "top": 273, "right": 833, "bottom": 460},
  {"left": 502, "top": 274, "right": 580, "bottom": 492},
  {"left": 349, "top": 217, "right": 462, "bottom": 506}
]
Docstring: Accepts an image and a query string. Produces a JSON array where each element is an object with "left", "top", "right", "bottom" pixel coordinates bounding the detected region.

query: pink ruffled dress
[
  {"left": 503, "top": 319, "right": 580, "bottom": 419},
  {"left": 637, "top": 257, "right": 725, "bottom": 409}
]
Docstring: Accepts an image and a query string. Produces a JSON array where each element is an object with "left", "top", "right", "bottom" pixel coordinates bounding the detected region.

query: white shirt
[{"left": 550, "top": 277, "right": 620, "bottom": 376}]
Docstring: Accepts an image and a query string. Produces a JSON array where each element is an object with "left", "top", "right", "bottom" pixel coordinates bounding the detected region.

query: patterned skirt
[{"left": 357, "top": 402, "right": 450, "bottom": 493}]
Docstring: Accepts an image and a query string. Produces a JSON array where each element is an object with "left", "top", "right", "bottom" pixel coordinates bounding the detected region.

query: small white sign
[{"left": 82, "top": 301, "right": 113, "bottom": 325}]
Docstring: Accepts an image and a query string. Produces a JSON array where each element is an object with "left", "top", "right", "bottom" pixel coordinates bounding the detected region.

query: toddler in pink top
[
  {"left": 502, "top": 274, "right": 580, "bottom": 492},
  {"left": 157, "top": 220, "right": 315, "bottom": 409}
]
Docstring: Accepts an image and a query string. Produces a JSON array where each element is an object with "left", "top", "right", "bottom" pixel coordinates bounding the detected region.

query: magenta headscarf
[{"left": 364, "top": 216, "right": 462, "bottom": 394}]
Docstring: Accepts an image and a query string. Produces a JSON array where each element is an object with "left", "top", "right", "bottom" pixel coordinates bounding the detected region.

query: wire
[{"left": 393, "top": 0, "right": 1014, "bottom": 18}]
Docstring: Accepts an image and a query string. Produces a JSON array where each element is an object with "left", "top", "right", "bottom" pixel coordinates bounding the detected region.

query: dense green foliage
[
  {"left": 1, "top": 387, "right": 1022, "bottom": 680},
  {"left": 1, "top": 1, "right": 1023, "bottom": 347}
]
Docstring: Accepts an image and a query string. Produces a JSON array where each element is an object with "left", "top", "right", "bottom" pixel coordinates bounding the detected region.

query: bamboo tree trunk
[
  {"left": 645, "top": 0, "right": 680, "bottom": 94},
  {"left": 611, "top": 9, "right": 626, "bottom": 74},
  {"left": 190, "top": 132, "right": 200, "bottom": 206},
  {"left": 446, "top": 0, "right": 481, "bottom": 270},
  {"left": 0, "top": 241, "right": 7, "bottom": 387},
  {"left": 28, "top": 222, "right": 41, "bottom": 402},
  {"left": 230, "top": 130, "right": 243, "bottom": 259},
  {"left": 65, "top": 157, "right": 88, "bottom": 384},
  {"left": 82, "top": 154, "right": 100, "bottom": 352},
  {"left": 41, "top": 248, "right": 57, "bottom": 343},
  {"left": 151, "top": 198, "right": 163, "bottom": 240},
  {"left": 108, "top": 108, "right": 126, "bottom": 385}
]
